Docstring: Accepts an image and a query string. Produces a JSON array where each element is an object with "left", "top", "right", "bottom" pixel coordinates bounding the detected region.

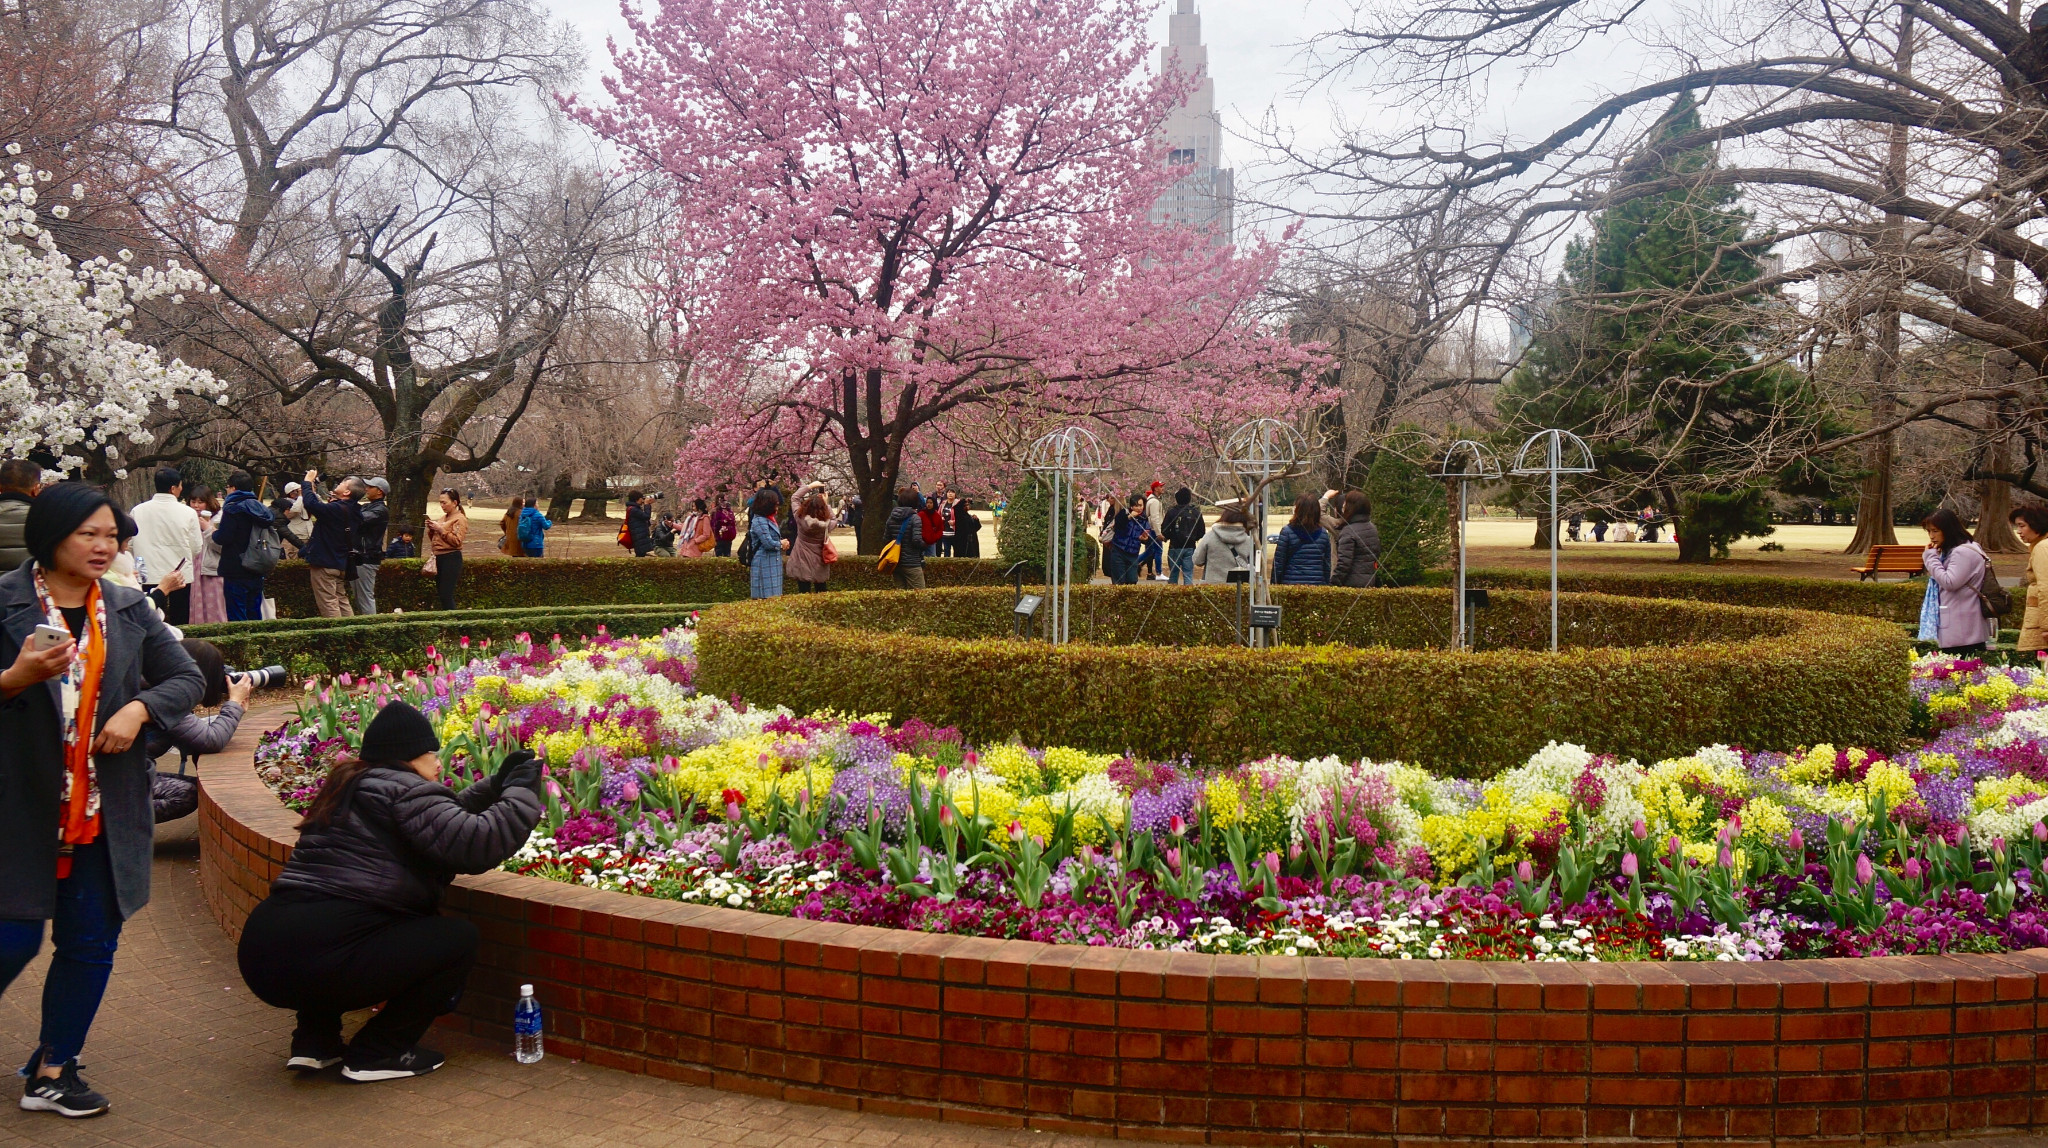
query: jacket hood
[{"left": 1209, "top": 523, "right": 1250, "bottom": 542}]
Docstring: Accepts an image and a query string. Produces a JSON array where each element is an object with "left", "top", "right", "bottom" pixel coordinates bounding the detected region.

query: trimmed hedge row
[
  {"left": 182, "top": 603, "right": 710, "bottom": 680},
  {"left": 257, "top": 555, "right": 1022, "bottom": 616},
  {"left": 1428, "top": 567, "right": 1998, "bottom": 624},
  {"left": 695, "top": 585, "right": 1911, "bottom": 776},
  {"left": 257, "top": 555, "right": 1980, "bottom": 624}
]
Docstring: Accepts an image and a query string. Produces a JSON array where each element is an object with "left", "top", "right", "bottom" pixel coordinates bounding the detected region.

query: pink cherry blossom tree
[{"left": 580, "top": 0, "right": 1320, "bottom": 550}]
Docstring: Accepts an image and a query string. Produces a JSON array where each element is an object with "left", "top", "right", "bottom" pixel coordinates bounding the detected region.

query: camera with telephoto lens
[{"left": 227, "top": 664, "right": 288, "bottom": 689}]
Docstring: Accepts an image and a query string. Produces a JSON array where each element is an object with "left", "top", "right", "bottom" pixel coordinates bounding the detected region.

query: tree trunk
[
  {"left": 576, "top": 494, "right": 611, "bottom": 521},
  {"left": 856, "top": 471, "right": 899, "bottom": 555},
  {"left": 1979, "top": 402, "right": 2025, "bottom": 552},
  {"left": 546, "top": 474, "right": 575, "bottom": 522},
  {"left": 1848, "top": 14, "right": 1911, "bottom": 556},
  {"left": 1531, "top": 502, "right": 1553, "bottom": 549}
]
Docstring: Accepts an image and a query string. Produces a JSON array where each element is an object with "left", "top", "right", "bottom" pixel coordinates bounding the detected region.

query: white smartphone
[{"left": 30, "top": 624, "right": 70, "bottom": 652}]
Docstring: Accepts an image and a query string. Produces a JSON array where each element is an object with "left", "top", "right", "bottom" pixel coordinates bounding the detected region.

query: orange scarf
[{"left": 37, "top": 570, "right": 105, "bottom": 878}]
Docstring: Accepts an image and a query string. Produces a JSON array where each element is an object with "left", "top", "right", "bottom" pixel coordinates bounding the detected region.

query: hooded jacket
[
  {"left": 1194, "top": 523, "right": 1255, "bottom": 583},
  {"left": 1332, "top": 519, "right": 1382, "bottom": 588},
  {"left": 271, "top": 768, "right": 542, "bottom": 917},
  {"left": 212, "top": 489, "right": 277, "bottom": 580}
]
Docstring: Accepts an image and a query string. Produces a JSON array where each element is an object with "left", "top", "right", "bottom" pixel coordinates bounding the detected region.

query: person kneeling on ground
[{"left": 236, "top": 701, "right": 542, "bottom": 1082}]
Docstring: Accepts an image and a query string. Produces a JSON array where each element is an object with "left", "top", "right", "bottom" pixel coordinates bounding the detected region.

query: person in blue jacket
[
  {"left": 210, "top": 471, "right": 276, "bottom": 621},
  {"left": 1272, "top": 495, "right": 1332, "bottom": 585},
  {"left": 516, "top": 497, "right": 552, "bottom": 558}
]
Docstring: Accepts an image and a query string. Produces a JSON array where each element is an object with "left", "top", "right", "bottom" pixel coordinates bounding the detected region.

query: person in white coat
[{"left": 128, "top": 467, "right": 202, "bottom": 626}]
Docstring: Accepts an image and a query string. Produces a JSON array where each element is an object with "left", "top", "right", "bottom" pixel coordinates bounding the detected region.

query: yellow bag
[{"left": 876, "top": 539, "right": 900, "bottom": 574}]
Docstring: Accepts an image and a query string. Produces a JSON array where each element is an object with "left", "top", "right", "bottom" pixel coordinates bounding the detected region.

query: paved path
[{"left": 1, "top": 705, "right": 2043, "bottom": 1147}]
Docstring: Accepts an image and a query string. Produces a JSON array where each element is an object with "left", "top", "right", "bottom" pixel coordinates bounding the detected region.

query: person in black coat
[
  {"left": 237, "top": 701, "right": 543, "bottom": 1082},
  {"left": 0, "top": 484, "right": 204, "bottom": 1118}
]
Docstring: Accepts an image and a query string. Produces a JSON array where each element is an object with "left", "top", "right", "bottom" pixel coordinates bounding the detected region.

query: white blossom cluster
[{"left": 0, "top": 147, "right": 223, "bottom": 473}]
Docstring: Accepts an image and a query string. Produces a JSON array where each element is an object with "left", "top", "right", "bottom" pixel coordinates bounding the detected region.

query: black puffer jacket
[{"left": 272, "top": 767, "right": 543, "bottom": 916}]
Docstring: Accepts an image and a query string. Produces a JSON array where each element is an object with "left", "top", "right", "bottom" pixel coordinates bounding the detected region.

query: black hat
[{"left": 359, "top": 701, "right": 440, "bottom": 764}]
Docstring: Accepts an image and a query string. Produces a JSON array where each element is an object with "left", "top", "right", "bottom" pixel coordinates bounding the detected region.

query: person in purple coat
[{"left": 1920, "top": 508, "right": 1995, "bottom": 653}]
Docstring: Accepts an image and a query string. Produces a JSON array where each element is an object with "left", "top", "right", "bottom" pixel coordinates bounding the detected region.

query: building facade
[{"left": 1150, "top": 0, "right": 1234, "bottom": 248}]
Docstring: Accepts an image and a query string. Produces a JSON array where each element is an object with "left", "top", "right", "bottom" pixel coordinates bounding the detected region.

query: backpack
[
  {"left": 1980, "top": 570, "right": 2013, "bottom": 619},
  {"left": 518, "top": 513, "right": 545, "bottom": 552},
  {"left": 877, "top": 514, "right": 915, "bottom": 574},
  {"left": 240, "top": 514, "right": 286, "bottom": 577},
  {"left": 736, "top": 527, "right": 758, "bottom": 566},
  {"left": 617, "top": 518, "right": 633, "bottom": 550},
  {"left": 1163, "top": 504, "right": 1203, "bottom": 548}
]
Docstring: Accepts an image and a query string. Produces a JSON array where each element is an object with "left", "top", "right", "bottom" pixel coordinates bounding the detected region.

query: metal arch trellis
[
  {"left": 1025, "top": 426, "right": 1111, "bottom": 645},
  {"left": 1510, "top": 429, "right": 1597, "bottom": 653},
  {"left": 1435, "top": 440, "right": 1502, "bottom": 651},
  {"left": 1221, "top": 418, "right": 1308, "bottom": 648}
]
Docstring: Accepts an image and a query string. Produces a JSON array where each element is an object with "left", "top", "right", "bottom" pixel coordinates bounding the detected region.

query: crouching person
[{"left": 236, "top": 701, "right": 542, "bottom": 1082}]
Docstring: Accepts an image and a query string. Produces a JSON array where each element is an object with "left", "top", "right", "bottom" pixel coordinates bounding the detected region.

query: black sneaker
[
  {"left": 341, "top": 1046, "right": 445, "bottom": 1083},
  {"left": 286, "top": 1032, "right": 348, "bottom": 1072},
  {"left": 20, "top": 1062, "right": 109, "bottom": 1118}
]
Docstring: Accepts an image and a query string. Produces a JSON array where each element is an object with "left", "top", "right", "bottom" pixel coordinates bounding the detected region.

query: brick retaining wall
[{"left": 202, "top": 758, "right": 2048, "bottom": 1145}]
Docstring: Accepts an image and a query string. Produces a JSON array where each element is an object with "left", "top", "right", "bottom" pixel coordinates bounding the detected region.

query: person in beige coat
[
  {"left": 2011, "top": 505, "right": 2048, "bottom": 657},
  {"left": 785, "top": 491, "right": 834, "bottom": 592}
]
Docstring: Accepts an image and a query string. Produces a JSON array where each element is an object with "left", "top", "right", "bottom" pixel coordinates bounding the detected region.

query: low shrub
[
  {"left": 183, "top": 603, "right": 712, "bottom": 679},
  {"left": 256, "top": 555, "right": 1022, "bottom": 616},
  {"left": 696, "top": 585, "right": 1911, "bottom": 776},
  {"left": 1435, "top": 567, "right": 1992, "bottom": 624}
]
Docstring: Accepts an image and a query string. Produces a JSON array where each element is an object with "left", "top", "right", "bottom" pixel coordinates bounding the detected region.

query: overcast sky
[{"left": 541, "top": 0, "right": 1660, "bottom": 229}]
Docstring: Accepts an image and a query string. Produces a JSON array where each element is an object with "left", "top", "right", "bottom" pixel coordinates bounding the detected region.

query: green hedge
[
  {"left": 257, "top": 556, "right": 1023, "bottom": 617},
  {"left": 1433, "top": 567, "right": 1990, "bottom": 624},
  {"left": 182, "top": 603, "right": 709, "bottom": 680},
  {"left": 696, "top": 585, "right": 1911, "bottom": 776}
]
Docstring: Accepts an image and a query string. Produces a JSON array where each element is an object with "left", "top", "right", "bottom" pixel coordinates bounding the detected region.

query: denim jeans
[
  {"left": 1167, "top": 548, "right": 1195, "bottom": 584},
  {"left": 1141, "top": 539, "right": 1162, "bottom": 576},
  {"left": 224, "top": 576, "right": 265, "bottom": 621},
  {"left": 0, "top": 840, "right": 122, "bottom": 1066}
]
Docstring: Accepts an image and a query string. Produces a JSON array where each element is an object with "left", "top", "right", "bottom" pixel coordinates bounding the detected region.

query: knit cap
[{"left": 359, "top": 700, "right": 440, "bottom": 764}]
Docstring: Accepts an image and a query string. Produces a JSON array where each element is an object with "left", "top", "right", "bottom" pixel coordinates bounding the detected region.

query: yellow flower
[
  {"left": 1204, "top": 775, "right": 1246, "bottom": 829},
  {"left": 1042, "top": 747, "right": 1115, "bottom": 787},
  {"left": 1914, "top": 753, "right": 1962, "bottom": 779},
  {"left": 1975, "top": 774, "right": 2046, "bottom": 814},
  {"left": 980, "top": 744, "right": 1046, "bottom": 793},
  {"left": 1733, "top": 797, "right": 1793, "bottom": 850}
]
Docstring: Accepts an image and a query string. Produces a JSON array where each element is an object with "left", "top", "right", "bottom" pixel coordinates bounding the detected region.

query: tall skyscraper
[{"left": 1151, "top": 0, "right": 1234, "bottom": 248}]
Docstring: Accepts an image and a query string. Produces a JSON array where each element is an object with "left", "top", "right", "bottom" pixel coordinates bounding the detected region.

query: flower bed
[{"left": 253, "top": 627, "right": 2048, "bottom": 963}]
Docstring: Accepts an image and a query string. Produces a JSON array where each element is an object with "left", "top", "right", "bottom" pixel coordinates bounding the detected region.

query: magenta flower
[
  {"left": 1620, "top": 852, "right": 1638, "bottom": 878},
  {"left": 1515, "top": 860, "right": 1533, "bottom": 884},
  {"left": 1854, "top": 854, "right": 1874, "bottom": 887},
  {"left": 1631, "top": 817, "right": 1647, "bottom": 839},
  {"left": 1903, "top": 857, "right": 1924, "bottom": 880},
  {"left": 1788, "top": 827, "right": 1804, "bottom": 855}
]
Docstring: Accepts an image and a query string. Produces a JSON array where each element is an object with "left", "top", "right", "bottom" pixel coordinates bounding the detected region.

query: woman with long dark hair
[
  {"left": 0, "top": 483, "right": 203, "bottom": 1117},
  {"left": 1272, "top": 495, "right": 1333, "bottom": 585},
  {"left": 785, "top": 491, "right": 833, "bottom": 592},
  {"left": 1331, "top": 491, "right": 1381, "bottom": 588},
  {"left": 745, "top": 488, "right": 788, "bottom": 597},
  {"left": 237, "top": 702, "right": 542, "bottom": 1081},
  {"left": 422, "top": 489, "right": 468, "bottom": 609},
  {"left": 1919, "top": 508, "right": 1995, "bottom": 653}
]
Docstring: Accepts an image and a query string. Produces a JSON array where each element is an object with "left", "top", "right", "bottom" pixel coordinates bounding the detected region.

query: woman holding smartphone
[{"left": 0, "top": 483, "right": 203, "bottom": 1118}]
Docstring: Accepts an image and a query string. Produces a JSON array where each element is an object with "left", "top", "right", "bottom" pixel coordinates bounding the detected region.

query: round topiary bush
[{"left": 695, "top": 585, "right": 1911, "bottom": 775}]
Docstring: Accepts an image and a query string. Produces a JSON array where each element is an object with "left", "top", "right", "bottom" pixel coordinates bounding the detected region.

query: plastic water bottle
[{"left": 514, "top": 984, "right": 544, "bottom": 1064}]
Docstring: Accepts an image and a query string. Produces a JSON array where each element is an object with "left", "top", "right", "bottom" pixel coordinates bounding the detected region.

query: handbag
[
  {"left": 876, "top": 517, "right": 913, "bottom": 574},
  {"left": 821, "top": 536, "right": 838, "bottom": 564},
  {"left": 422, "top": 547, "right": 438, "bottom": 575}
]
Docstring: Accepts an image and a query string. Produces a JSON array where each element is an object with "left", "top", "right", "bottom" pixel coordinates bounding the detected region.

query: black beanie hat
[{"left": 359, "top": 700, "right": 440, "bottom": 764}]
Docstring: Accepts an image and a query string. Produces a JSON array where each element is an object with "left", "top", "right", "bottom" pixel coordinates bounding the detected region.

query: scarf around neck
[{"left": 33, "top": 565, "right": 107, "bottom": 878}]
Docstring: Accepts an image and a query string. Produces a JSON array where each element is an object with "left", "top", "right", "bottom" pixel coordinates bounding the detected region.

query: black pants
[
  {"left": 237, "top": 893, "right": 478, "bottom": 1059},
  {"left": 714, "top": 539, "right": 731, "bottom": 558},
  {"left": 794, "top": 579, "right": 825, "bottom": 593},
  {"left": 153, "top": 584, "right": 191, "bottom": 626},
  {"left": 434, "top": 551, "right": 463, "bottom": 610}
]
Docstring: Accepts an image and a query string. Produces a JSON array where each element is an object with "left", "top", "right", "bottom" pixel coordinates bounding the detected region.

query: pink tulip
[
  {"left": 964, "top": 751, "right": 979, "bottom": 766},
  {"left": 936, "top": 765, "right": 949, "bottom": 784},
  {"left": 621, "top": 780, "right": 640, "bottom": 803},
  {"left": 460, "top": 636, "right": 470, "bottom": 648},
  {"left": 338, "top": 673, "right": 352, "bottom": 687},
  {"left": 1631, "top": 818, "right": 1647, "bottom": 839},
  {"left": 1515, "top": 860, "right": 1533, "bottom": 884},
  {"left": 1169, "top": 815, "right": 1187, "bottom": 838},
  {"left": 1008, "top": 820, "right": 1025, "bottom": 843},
  {"left": 1667, "top": 836, "right": 1682, "bottom": 859},
  {"left": 1263, "top": 851, "right": 1280, "bottom": 877},
  {"left": 1166, "top": 847, "right": 1182, "bottom": 873},
  {"left": 1788, "top": 828, "right": 1804, "bottom": 855},
  {"left": 1951, "top": 823, "right": 1968, "bottom": 847},
  {"left": 546, "top": 778, "right": 563, "bottom": 798},
  {"left": 1716, "top": 845, "right": 1733, "bottom": 870},
  {"left": 1620, "top": 853, "right": 1639, "bottom": 878},
  {"left": 1854, "top": 854, "right": 1874, "bottom": 887},
  {"left": 1080, "top": 844, "right": 1099, "bottom": 866},
  {"left": 1902, "top": 858, "right": 1924, "bottom": 880},
  {"left": 2035, "top": 822, "right": 2047, "bottom": 844},
  {"left": 1288, "top": 842, "right": 1302, "bottom": 862},
  {"left": 1994, "top": 837, "right": 2008, "bottom": 859},
  {"left": 939, "top": 804, "right": 955, "bottom": 829},
  {"left": 725, "top": 801, "right": 742, "bottom": 822}
]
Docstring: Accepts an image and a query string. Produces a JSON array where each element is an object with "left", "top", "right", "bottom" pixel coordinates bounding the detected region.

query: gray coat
[
  {"left": 0, "top": 564, "right": 204, "bottom": 919},
  {"left": 1332, "top": 519, "right": 1382, "bottom": 587},
  {"left": 0, "top": 493, "right": 27, "bottom": 573}
]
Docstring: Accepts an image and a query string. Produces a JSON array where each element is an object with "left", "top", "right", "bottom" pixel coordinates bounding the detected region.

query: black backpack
[
  {"left": 736, "top": 530, "right": 758, "bottom": 566},
  {"left": 240, "top": 515, "right": 286, "bottom": 577}
]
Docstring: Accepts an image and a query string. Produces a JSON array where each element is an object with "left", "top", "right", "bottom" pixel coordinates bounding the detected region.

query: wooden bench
[{"left": 1851, "top": 543, "right": 1925, "bottom": 581}]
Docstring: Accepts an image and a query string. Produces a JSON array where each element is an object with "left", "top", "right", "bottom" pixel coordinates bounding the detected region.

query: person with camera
[
  {"left": 143, "top": 640, "right": 272, "bottom": 823},
  {"left": 237, "top": 701, "right": 543, "bottom": 1082},
  {"left": 298, "top": 471, "right": 363, "bottom": 618},
  {"left": 0, "top": 483, "right": 205, "bottom": 1118},
  {"left": 624, "top": 490, "right": 655, "bottom": 557}
]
